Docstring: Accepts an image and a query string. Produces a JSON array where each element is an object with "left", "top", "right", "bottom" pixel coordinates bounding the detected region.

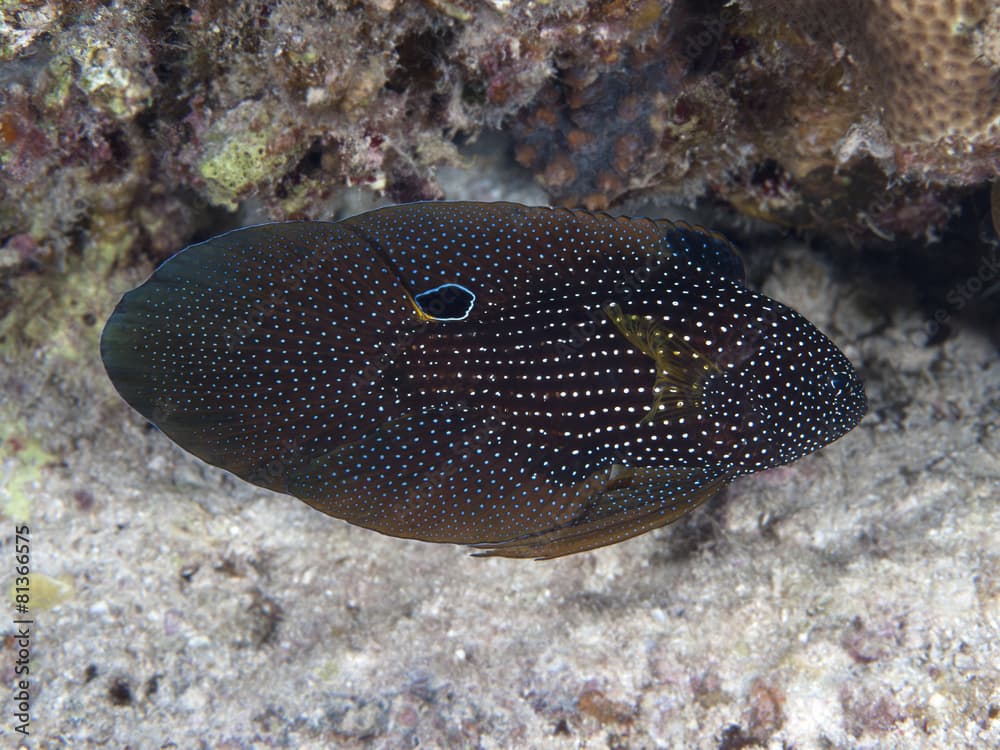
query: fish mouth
[
  {"left": 826, "top": 378, "right": 867, "bottom": 444},
  {"left": 849, "top": 379, "right": 869, "bottom": 423}
]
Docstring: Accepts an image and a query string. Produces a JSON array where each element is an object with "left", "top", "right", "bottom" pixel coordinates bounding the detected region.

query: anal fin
[{"left": 472, "top": 467, "right": 728, "bottom": 559}]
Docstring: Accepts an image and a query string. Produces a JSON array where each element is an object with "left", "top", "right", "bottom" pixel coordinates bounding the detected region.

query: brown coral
[
  {"left": 511, "top": 23, "right": 684, "bottom": 210},
  {"left": 509, "top": 0, "right": 1000, "bottom": 231},
  {"left": 815, "top": 0, "right": 998, "bottom": 144},
  {"left": 771, "top": 0, "right": 1000, "bottom": 185}
]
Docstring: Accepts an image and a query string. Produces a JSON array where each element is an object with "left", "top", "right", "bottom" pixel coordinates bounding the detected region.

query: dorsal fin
[{"left": 655, "top": 219, "right": 746, "bottom": 284}]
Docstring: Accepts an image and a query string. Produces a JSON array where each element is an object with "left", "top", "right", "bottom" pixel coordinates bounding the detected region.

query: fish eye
[{"left": 826, "top": 371, "right": 850, "bottom": 394}]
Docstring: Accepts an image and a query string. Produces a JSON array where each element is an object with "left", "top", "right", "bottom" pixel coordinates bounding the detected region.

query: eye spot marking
[{"left": 414, "top": 283, "right": 476, "bottom": 321}]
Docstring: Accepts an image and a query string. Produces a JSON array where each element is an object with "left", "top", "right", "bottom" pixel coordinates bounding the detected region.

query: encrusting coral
[{"left": 771, "top": 0, "right": 1000, "bottom": 178}]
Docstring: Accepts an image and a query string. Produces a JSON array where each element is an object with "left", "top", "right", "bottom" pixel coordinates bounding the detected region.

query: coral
[
  {"left": 63, "top": 5, "right": 155, "bottom": 119},
  {"left": 770, "top": 0, "right": 1000, "bottom": 185},
  {"left": 808, "top": 0, "right": 999, "bottom": 144},
  {"left": 0, "top": 0, "right": 192, "bottom": 364},
  {"left": 195, "top": 100, "right": 305, "bottom": 210},
  {"left": 510, "top": 14, "right": 683, "bottom": 210},
  {"left": 0, "top": 1, "right": 77, "bottom": 61},
  {"left": 511, "top": 0, "right": 1000, "bottom": 233}
]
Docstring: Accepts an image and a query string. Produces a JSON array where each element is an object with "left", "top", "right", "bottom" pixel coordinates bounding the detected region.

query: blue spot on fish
[{"left": 100, "top": 201, "right": 867, "bottom": 558}]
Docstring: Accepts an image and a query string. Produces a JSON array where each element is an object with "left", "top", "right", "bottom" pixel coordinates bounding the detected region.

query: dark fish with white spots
[{"left": 101, "top": 201, "right": 867, "bottom": 558}]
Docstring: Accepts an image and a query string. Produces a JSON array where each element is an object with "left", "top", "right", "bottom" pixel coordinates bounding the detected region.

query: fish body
[{"left": 101, "top": 202, "right": 866, "bottom": 558}]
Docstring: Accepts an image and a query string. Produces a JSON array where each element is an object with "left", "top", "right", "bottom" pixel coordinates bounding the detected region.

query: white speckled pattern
[{"left": 101, "top": 202, "right": 866, "bottom": 557}]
